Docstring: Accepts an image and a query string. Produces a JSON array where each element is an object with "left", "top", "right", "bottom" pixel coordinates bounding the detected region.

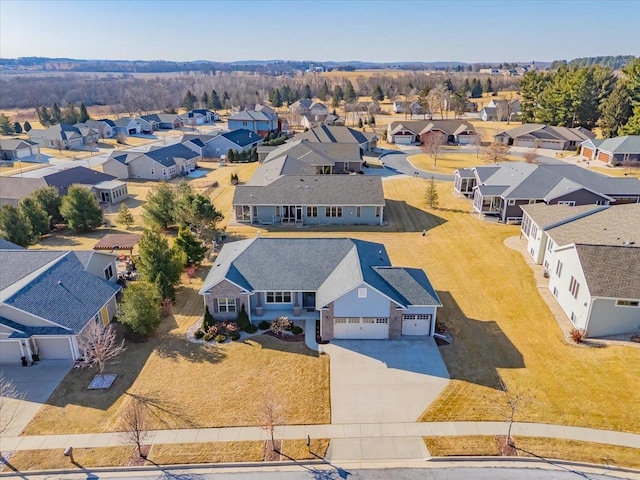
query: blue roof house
[
  {"left": 199, "top": 238, "right": 441, "bottom": 340},
  {"left": 0, "top": 244, "right": 121, "bottom": 364},
  {"left": 228, "top": 110, "right": 278, "bottom": 136}
]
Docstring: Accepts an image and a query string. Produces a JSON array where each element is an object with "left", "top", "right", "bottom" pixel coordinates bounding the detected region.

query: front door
[
  {"left": 302, "top": 292, "right": 316, "bottom": 310},
  {"left": 295, "top": 206, "right": 303, "bottom": 222}
]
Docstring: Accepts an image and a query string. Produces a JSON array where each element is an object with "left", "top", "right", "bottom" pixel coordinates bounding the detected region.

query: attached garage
[
  {"left": 333, "top": 317, "right": 389, "bottom": 339},
  {"left": 0, "top": 340, "right": 24, "bottom": 363},
  {"left": 393, "top": 135, "right": 414, "bottom": 145},
  {"left": 401, "top": 314, "right": 432, "bottom": 336},
  {"left": 516, "top": 139, "right": 536, "bottom": 148},
  {"left": 581, "top": 147, "right": 594, "bottom": 159},
  {"left": 34, "top": 337, "right": 73, "bottom": 360},
  {"left": 539, "top": 140, "right": 563, "bottom": 150},
  {"left": 598, "top": 151, "right": 612, "bottom": 163},
  {"left": 128, "top": 128, "right": 137, "bottom": 135},
  {"left": 16, "top": 148, "right": 31, "bottom": 159}
]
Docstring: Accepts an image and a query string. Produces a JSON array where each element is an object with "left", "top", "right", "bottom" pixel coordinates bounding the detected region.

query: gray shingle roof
[
  {"left": 584, "top": 135, "right": 640, "bottom": 155},
  {"left": 0, "top": 239, "right": 24, "bottom": 250},
  {"left": 228, "top": 109, "right": 277, "bottom": 122},
  {"left": 546, "top": 203, "right": 640, "bottom": 247},
  {"left": 233, "top": 175, "right": 385, "bottom": 206},
  {"left": 575, "top": 244, "right": 640, "bottom": 299},
  {"left": 43, "top": 166, "right": 117, "bottom": 195},
  {"left": 0, "top": 317, "right": 71, "bottom": 338},
  {"left": 297, "top": 126, "right": 376, "bottom": 145},
  {"left": 145, "top": 144, "right": 198, "bottom": 167},
  {"left": 0, "top": 177, "right": 47, "bottom": 201},
  {"left": 200, "top": 238, "right": 440, "bottom": 309},
  {"left": 520, "top": 203, "right": 606, "bottom": 229},
  {"left": 495, "top": 124, "right": 595, "bottom": 142},
  {"left": 387, "top": 120, "right": 476, "bottom": 137},
  {"left": 221, "top": 129, "right": 262, "bottom": 147},
  {"left": 3, "top": 252, "right": 120, "bottom": 334},
  {"left": 0, "top": 139, "right": 38, "bottom": 150},
  {"left": 0, "top": 250, "right": 67, "bottom": 293}
]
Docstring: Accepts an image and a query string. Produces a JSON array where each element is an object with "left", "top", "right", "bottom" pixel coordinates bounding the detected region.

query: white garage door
[
  {"left": 517, "top": 139, "right": 536, "bottom": 148},
  {"left": 34, "top": 337, "right": 73, "bottom": 360},
  {"left": 333, "top": 317, "right": 389, "bottom": 339},
  {"left": 540, "top": 141, "right": 562, "bottom": 150},
  {"left": 16, "top": 149, "right": 30, "bottom": 159},
  {"left": 393, "top": 135, "right": 414, "bottom": 145},
  {"left": 402, "top": 314, "right": 432, "bottom": 336},
  {"left": 0, "top": 340, "right": 24, "bottom": 363}
]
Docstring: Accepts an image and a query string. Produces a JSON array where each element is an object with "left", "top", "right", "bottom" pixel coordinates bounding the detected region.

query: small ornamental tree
[
  {"left": 117, "top": 281, "right": 162, "bottom": 336},
  {"left": 203, "top": 305, "right": 214, "bottom": 331},
  {"left": 0, "top": 114, "right": 15, "bottom": 135},
  {"left": 270, "top": 316, "right": 292, "bottom": 338},
  {"left": 226, "top": 149, "right": 234, "bottom": 162},
  {"left": 13, "top": 122, "right": 22, "bottom": 134},
  {"left": 482, "top": 142, "right": 510, "bottom": 164},
  {"left": 23, "top": 120, "right": 32, "bottom": 132},
  {"left": 236, "top": 303, "right": 249, "bottom": 330},
  {"left": 77, "top": 321, "right": 126, "bottom": 374},
  {"left": 117, "top": 203, "right": 135, "bottom": 229},
  {"left": 0, "top": 375, "right": 25, "bottom": 434},
  {"left": 119, "top": 398, "right": 150, "bottom": 458},
  {"left": 60, "top": 184, "right": 104, "bottom": 232},
  {"left": 425, "top": 176, "right": 439, "bottom": 209},
  {"left": 420, "top": 131, "right": 447, "bottom": 167}
]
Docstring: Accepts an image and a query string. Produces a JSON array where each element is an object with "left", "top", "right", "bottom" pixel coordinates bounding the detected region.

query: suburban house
[
  {"left": 296, "top": 125, "right": 378, "bottom": 152},
  {"left": 300, "top": 113, "right": 341, "bottom": 129},
  {"left": 110, "top": 117, "right": 142, "bottom": 136},
  {"left": 479, "top": 99, "right": 521, "bottom": 121},
  {"left": 133, "top": 117, "right": 154, "bottom": 134},
  {"left": 228, "top": 109, "right": 278, "bottom": 136},
  {"left": 494, "top": 124, "right": 594, "bottom": 151},
  {"left": 182, "top": 129, "right": 262, "bottom": 158},
  {"left": 199, "top": 237, "right": 442, "bottom": 340},
  {"left": 392, "top": 101, "right": 422, "bottom": 115},
  {"left": 232, "top": 139, "right": 384, "bottom": 226},
  {"left": 139, "top": 114, "right": 184, "bottom": 130},
  {"left": 0, "top": 241, "right": 121, "bottom": 363},
  {"left": 546, "top": 243, "right": 640, "bottom": 337},
  {"left": 0, "top": 139, "right": 41, "bottom": 161},
  {"left": 28, "top": 123, "right": 99, "bottom": 149},
  {"left": 454, "top": 162, "right": 640, "bottom": 223},
  {"left": 580, "top": 135, "right": 640, "bottom": 166},
  {"left": 103, "top": 143, "right": 199, "bottom": 180},
  {"left": 289, "top": 99, "right": 329, "bottom": 118},
  {"left": 386, "top": 120, "right": 477, "bottom": 145},
  {"left": 0, "top": 165, "right": 128, "bottom": 206},
  {"left": 179, "top": 109, "right": 217, "bottom": 126},
  {"left": 75, "top": 120, "right": 114, "bottom": 139}
]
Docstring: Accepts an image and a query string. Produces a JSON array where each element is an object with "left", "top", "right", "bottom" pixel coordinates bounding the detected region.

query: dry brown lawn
[
  {"left": 149, "top": 441, "right": 264, "bottom": 464},
  {"left": 407, "top": 149, "right": 520, "bottom": 175},
  {"left": 6, "top": 446, "right": 134, "bottom": 471},
  {"left": 424, "top": 436, "right": 640, "bottom": 468},
  {"left": 469, "top": 119, "right": 521, "bottom": 143},
  {"left": 589, "top": 166, "right": 640, "bottom": 178},
  {"left": 0, "top": 161, "right": 49, "bottom": 176}
]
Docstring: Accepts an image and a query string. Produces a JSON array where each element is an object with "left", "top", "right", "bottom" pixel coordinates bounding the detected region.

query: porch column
[
  {"left": 293, "top": 292, "right": 300, "bottom": 317},
  {"left": 256, "top": 292, "right": 263, "bottom": 317}
]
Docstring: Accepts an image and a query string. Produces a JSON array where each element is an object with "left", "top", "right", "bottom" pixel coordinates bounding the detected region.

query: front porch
[{"left": 250, "top": 307, "right": 320, "bottom": 322}]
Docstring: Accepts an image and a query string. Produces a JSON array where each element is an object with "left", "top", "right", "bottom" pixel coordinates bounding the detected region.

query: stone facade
[
  {"left": 202, "top": 279, "right": 250, "bottom": 321},
  {"left": 389, "top": 303, "right": 403, "bottom": 339},
  {"left": 320, "top": 303, "right": 335, "bottom": 341}
]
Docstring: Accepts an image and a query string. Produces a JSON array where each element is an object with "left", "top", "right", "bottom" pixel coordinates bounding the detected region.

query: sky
[{"left": 1, "top": 0, "right": 639, "bottom": 63}]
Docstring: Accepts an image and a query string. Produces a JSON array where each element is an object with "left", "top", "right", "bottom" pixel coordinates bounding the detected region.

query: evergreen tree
[
  {"left": 227, "top": 149, "right": 235, "bottom": 162},
  {"left": 484, "top": 78, "right": 493, "bottom": 94},
  {"left": 51, "top": 102, "right": 62, "bottom": 124},
  {"left": 142, "top": 181, "right": 176, "bottom": 230},
  {"left": 442, "top": 78, "right": 454, "bottom": 92},
  {"left": 600, "top": 82, "right": 632, "bottom": 138},
  {"left": 18, "top": 197, "right": 50, "bottom": 238},
  {"left": 288, "top": 88, "right": 300, "bottom": 104},
  {"left": 619, "top": 58, "right": 640, "bottom": 135},
  {"left": 210, "top": 90, "right": 222, "bottom": 110},
  {"left": 303, "top": 84, "right": 312, "bottom": 99},
  {"left": 175, "top": 227, "right": 207, "bottom": 265},
  {"left": 0, "top": 114, "right": 15, "bottom": 135},
  {"left": 331, "top": 90, "right": 341, "bottom": 108},
  {"left": 281, "top": 85, "right": 291, "bottom": 104},
  {"left": 344, "top": 81, "right": 357, "bottom": 103},
  {"left": 201, "top": 92, "right": 209, "bottom": 109},
  {"left": 37, "top": 106, "right": 52, "bottom": 127},
  {"left": 519, "top": 70, "right": 552, "bottom": 123},
  {"left": 137, "top": 229, "right": 185, "bottom": 301},
  {"left": 462, "top": 78, "right": 471, "bottom": 93},
  {"left": 182, "top": 90, "right": 197, "bottom": 110},
  {"left": 23, "top": 120, "right": 32, "bottom": 132},
  {"left": 274, "top": 88, "right": 283, "bottom": 107},
  {"left": 78, "top": 103, "right": 90, "bottom": 123},
  {"left": 372, "top": 84, "right": 384, "bottom": 101},
  {"left": 236, "top": 303, "right": 249, "bottom": 330},
  {"left": 60, "top": 185, "right": 103, "bottom": 232},
  {"left": 620, "top": 106, "right": 640, "bottom": 135},
  {"left": 0, "top": 204, "right": 33, "bottom": 247},
  {"left": 117, "top": 203, "right": 135, "bottom": 229},
  {"left": 117, "top": 281, "right": 161, "bottom": 336},
  {"left": 425, "top": 176, "right": 439, "bottom": 209},
  {"left": 32, "top": 186, "right": 63, "bottom": 228},
  {"left": 13, "top": 122, "right": 22, "bottom": 134},
  {"left": 357, "top": 117, "right": 363, "bottom": 128},
  {"left": 319, "top": 81, "right": 330, "bottom": 101},
  {"left": 333, "top": 84, "right": 344, "bottom": 101},
  {"left": 62, "top": 102, "right": 79, "bottom": 124},
  {"left": 470, "top": 80, "right": 483, "bottom": 98}
]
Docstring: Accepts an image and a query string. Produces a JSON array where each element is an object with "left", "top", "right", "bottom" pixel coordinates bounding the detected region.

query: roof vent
[{"left": 57, "top": 280, "right": 62, "bottom": 285}]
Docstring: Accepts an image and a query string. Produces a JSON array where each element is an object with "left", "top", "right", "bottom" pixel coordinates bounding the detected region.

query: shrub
[
  {"left": 292, "top": 325, "right": 303, "bottom": 335},
  {"left": 244, "top": 323, "right": 258, "bottom": 334},
  {"left": 215, "top": 334, "right": 227, "bottom": 343},
  {"left": 570, "top": 328, "right": 587, "bottom": 343},
  {"left": 203, "top": 332, "right": 213, "bottom": 341},
  {"left": 230, "top": 331, "right": 241, "bottom": 341},
  {"left": 258, "top": 321, "right": 270, "bottom": 330},
  {"left": 161, "top": 298, "right": 173, "bottom": 317},
  {"left": 236, "top": 303, "right": 249, "bottom": 330},
  {"left": 194, "top": 330, "right": 204, "bottom": 339},
  {"left": 208, "top": 324, "right": 219, "bottom": 336},
  {"left": 270, "top": 316, "right": 292, "bottom": 337},
  {"left": 203, "top": 306, "right": 214, "bottom": 331},
  {"left": 225, "top": 322, "right": 239, "bottom": 333}
]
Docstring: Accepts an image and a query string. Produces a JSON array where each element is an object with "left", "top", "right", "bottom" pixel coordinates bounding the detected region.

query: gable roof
[
  {"left": 0, "top": 238, "right": 25, "bottom": 250},
  {"left": 296, "top": 125, "right": 377, "bottom": 145},
  {"left": 43, "top": 166, "right": 117, "bottom": 195},
  {"left": 221, "top": 129, "right": 262, "bottom": 147},
  {"left": 0, "top": 139, "right": 38, "bottom": 150},
  {"left": 588, "top": 135, "right": 640, "bottom": 155},
  {"left": 144, "top": 143, "right": 199, "bottom": 167},
  {"left": 112, "top": 117, "right": 137, "bottom": 127},
  {"left": 520, "top": 203, "right": 607, "bottom": 229},
  {"left": 387, "top": 120, "right": 476, "bottom": 137},
  {"left": 200, "top": 238, "right": 440, "bottom": 309},
  {"left": 228, "top": 109, "right": 277, "bottom": 122},
  {"left": 0, "top": 250, "right": 68, "bottom": 294},
  {"left": 3, "top": 252, "right": 120, "bottom": 334},
  {"left": 140, "top": 114, "right": 181, "bottom": 124},
  {"left": 233, "top": 175, "right": 385, "bottom": 206},
  {"left": 575, "top": 244, "right": 640, "bottom": 299},
  {"left": 546, "top": 203, "right": 640, "bottom": 248},
  {"left": 495, "top": 124, "right": 595, "bottom": 143},
  {"left": 28, "top": 123, "right": 84, "bottom": 141},
  {"left": 0, "top": 176, "right": 47, "bottom": 201}
]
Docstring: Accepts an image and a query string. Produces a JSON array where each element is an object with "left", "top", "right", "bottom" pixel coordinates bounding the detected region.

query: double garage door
[{"left": 333, "top": 317, "right": 389, "bottom": 339}]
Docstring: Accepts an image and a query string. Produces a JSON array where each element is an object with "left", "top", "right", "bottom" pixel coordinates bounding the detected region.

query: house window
[
  {"left": 528, "top": 199, "right": 537, "bottom": 204},
  {"left": 616, "top": 300, "right": 640, "bottom": 307},
  {"left": 325, "top": 207, "right": 342, "bottom": 217},
  {"left": 555, "top": 260, "right": 563, "bottom": 277},
  {"left": 356, "top": 207, "right": 361, "bottom": 217},
  {"left": 275, "top": 206, "right": 280, "bottom": 217},
  {"left": 553, "top": 287, "right": 558, "bottom": 297},
  {"left": 570, "top": 311, "right": 577, "bottom": 323},
  {"left": 218, "top": 298, "right": 236, "bottom": 313},
  {"left": 358, "top": 288, "right": 367, "bottom": 298},
  {"left": 306, "top": 206, "right": 318, "bottom": 217},
  {"left": 547, "top": 240, "right": 554, "bottom": 252},
  {"left": 569, "top": 276, "right": 580, "bottom": 299},
  {"left": 557, "top": 201, "right": 576, "bottom": 206},
  {"left": 416, "top": 314, "right": 431, "bottom": 320},
  {"left": 266, "top": 292, "right": 291, "bottom": 303},
  {"left": 150, "top": 167, "right": 155, "bottom": 175},
  {"left": 104, "top": 265, "right": 113, "bottom": 280},
  {"left": 375, "top": 207, "right": 381, "bottom": 218},
  {"left": 531, "top": 225, "right": 538, "bottom": 238},
  {"left": 508, "top": 199, "right": 516, "bottom": 206}
]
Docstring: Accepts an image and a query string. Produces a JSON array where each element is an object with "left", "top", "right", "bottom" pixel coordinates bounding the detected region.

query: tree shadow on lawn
[
  {"left": 125, "top": 391, "right": 203, "bottom": 430},
  {"left": 36, "top": 227, "right": 127, "bottom": 248},
  {"left": 436, "top": 291, "right": 524, "bottom": 391}
]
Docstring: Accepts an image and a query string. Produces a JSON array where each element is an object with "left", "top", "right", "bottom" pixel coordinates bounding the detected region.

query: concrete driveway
[
  {"left": 322, "top": 338, "right": 449, "bottom": 424},
  {"left": 0, "top": 360, "right": 72, "bottom": 437}
]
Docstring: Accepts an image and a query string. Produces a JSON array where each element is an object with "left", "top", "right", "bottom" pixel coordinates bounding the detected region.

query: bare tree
[
  {"left": 523, "top": 150, "right": 538, "bottom": 164},
  {"left": 262, "top": 393, "right": 284, "bottom": 452},
  {"left": 270, "top": 316, "right": 292, "bottom": 338},
  {"left": 0, "top": 376, "right": 25, "bottom": 434},
  {"left": 482, "top": 142, "right": 510, "bottom": 164},
  {"left": 496, "top": 380, "right": 530, "bottom": 448},
  {"left": 85, "top": 137, "right": 97, "bottom": 156},
  {"left": 54, "top": 139, "right": 64, "bottom": 153},
  {"left": 78, "top": 321, "right": 126, "bottom": 375},
  {"left": 473, "top": 134, "right": 483, "bottom": 158},
  {"left": 426, "top": 86, "right": 449, "bottom": 120},
  {"left": 119, "top": 397, "right": 150, "bottom": 458},
  {"left": 420, "top": 131, "right": 447, "bottom": 167},
  {"left": 497, "top": 95, "right": 519, "bottom": 124}
]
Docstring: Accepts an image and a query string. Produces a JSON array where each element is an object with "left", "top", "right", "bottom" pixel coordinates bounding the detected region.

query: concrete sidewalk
[{"left": 2, "top": 422, "right": 639, "bottom": 454}]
